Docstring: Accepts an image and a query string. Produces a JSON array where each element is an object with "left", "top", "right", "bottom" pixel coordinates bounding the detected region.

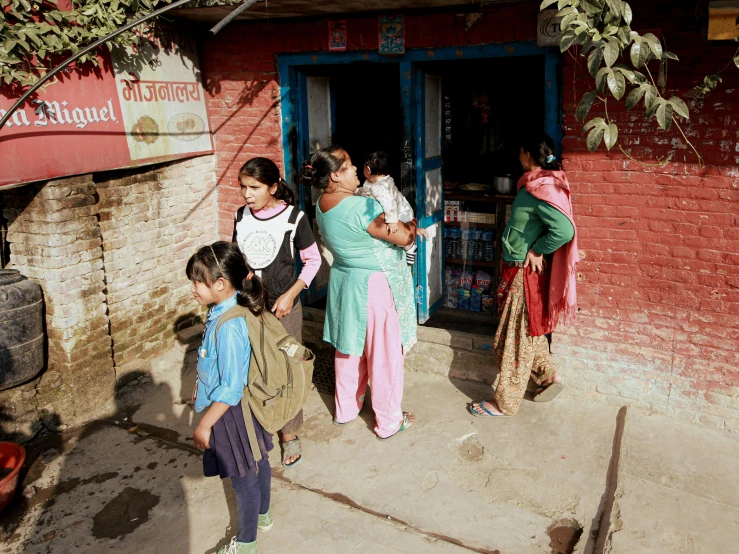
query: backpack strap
[
  {"left": 240, "top": 395, "right": 263, "bottom": 463},
  {"left": 212, "top": 304, "right": 265, "bottom": 464}
]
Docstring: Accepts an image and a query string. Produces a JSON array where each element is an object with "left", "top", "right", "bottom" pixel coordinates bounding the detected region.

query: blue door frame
[{"left": 277, "top": 41, "right": 562, "bottom": 317}]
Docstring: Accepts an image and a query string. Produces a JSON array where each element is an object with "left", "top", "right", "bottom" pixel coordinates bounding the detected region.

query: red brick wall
[
  {"left": 201, "top": 2, "right": 536, "bottom": 239},
  {"left": 555, "top": 4, "right": 739, "bottom": 430},
  {"left": 201, "top": 2, "right": 739, "bottom": 430}
]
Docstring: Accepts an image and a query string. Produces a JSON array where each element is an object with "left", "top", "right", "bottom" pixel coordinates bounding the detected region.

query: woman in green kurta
[
  {"left": 300, "top": 146, "right": 418, "bottom": 440},
  {"left": 470, "top": 133, "right": 579, "bottom": 418}
]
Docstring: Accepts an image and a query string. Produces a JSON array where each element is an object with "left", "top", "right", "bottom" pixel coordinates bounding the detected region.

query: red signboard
[{"left": 0, "top": 26, "right": 213, "bottom": 189}]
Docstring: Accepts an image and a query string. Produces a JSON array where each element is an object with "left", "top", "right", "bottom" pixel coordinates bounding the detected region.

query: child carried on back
[{"left": 355, "top": 151, "right": 419, "bottom": 265}]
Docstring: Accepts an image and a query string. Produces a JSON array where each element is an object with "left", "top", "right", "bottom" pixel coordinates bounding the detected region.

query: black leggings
[{"left": 230, "top": 458, "right": 271, "bottom": 543}]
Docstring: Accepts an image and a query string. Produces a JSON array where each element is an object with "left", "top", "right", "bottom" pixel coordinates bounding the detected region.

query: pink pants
[{"left": 334, "top": 272, "right": 405, "bottom": 438}]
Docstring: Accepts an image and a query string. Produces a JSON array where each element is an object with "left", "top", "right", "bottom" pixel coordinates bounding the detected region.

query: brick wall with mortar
[
  {"left": 1, "top": 174, "right": 116, "bottom": 439},
  {"left": 201, "top": 2, "right": 738, "bottom": 431},
  {"left": 95, "top": 155, "right": 219, "bottom": 378},
  {"left": 0, "top": 155, "right": 218, "bottom": 441},
  {"left": 553, "top": 4, "right": 739, "bottom": 432}
]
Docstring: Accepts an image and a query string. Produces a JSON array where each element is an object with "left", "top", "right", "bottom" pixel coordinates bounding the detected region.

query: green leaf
[
  {"left": 625, "top": 84, "right": 647, "bottom": 109},
  {"left": 560, "top": 31, "right": 577, "bottom": 52},
  {"left": 669, "top": 97, "right": 689, "bottom": 119},
  {"left": 644, "top": 85, "right": 658, "bottom": 110},
  {"left": 586, "top": 124, "right": 606, "bottom": 152},
  {"left": 603, "top": 123, "right": 618, "bottom": 150},
  {"left": 583, "top": 116, "right": 606, "bottom": 133},
  {"left": 557, "top": 6, "right": 577, "bottom": 17},
  {"left": 577, "top": 90, "right": 598, "bottom": 121},
  {"left": 3, "top": 39, "right": 16, "bottom": 53},
  {"left": 605, "top": 0, "right": 622, "bottom": 15},
  {"left": 581, "top": 0, "right": 604, "bottom": 17},
  {"left": 560, "top": 11, "right": 578, "bottom": 31},
  {"left": 615, "top": 64, "right": 645, "bottom": 84},
  {"left": 617, "top": 25, "right": 631, "bottom": 44},
  {"left": 656, "top": 100, "right": 673, "bottom": 131},
  {"left": 558, "top": 0, "right": 572, "bottom": 9},
  {"left": 663, "top": 51, "right": 679, "bottom": 61},
  {"left": 0, "top": 54, "right": 21, "bottom": 64},
  {"left": 596, "top": 66, "right": 611, "bottom": 92},
  {"left": 588, "top": 45, "right": 604, "bottom": 76},
  {"left": 642, "top": 33, "right": 662, "bottom": 59},
  {"left": 621, "top": 1, "right": 632, "bottom": 25},
  {"left": 25, "top": 31, "right": 43, "bottom": 48},
  {"left": 734, "top": 55, "right": 739, "bottom": 69},
  {"left": 603, "top": 38, "right": 619, "bottom": 67},
  {"left": 581, "top": 39, "right": 596, "bottom": 56},
  {"left": 607, "top": 70, "right": 626, "bottom": 100},
  {"left": 603, "top": 8, "right": 620, "bottom": 26},
  {"left": 540, "top": 0, "right": 559, "bottom": 8},
  {"left": 630, "top": 38, "right": 650, "bottom": 68}
]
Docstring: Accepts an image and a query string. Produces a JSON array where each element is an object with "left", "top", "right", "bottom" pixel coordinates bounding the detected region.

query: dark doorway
[{"left": 329, "top": 63, "right": 403, "bottom": 183}]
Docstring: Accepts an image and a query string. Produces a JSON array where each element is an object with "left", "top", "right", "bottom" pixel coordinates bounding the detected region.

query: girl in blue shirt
[{"left": 186, "top": 241, "right": 274, "bottom": 554}]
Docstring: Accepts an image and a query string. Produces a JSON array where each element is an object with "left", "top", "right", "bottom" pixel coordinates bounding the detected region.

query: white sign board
[
  {"left": 538, "top": 9, "right": 564, "bottom": 47},
  {"left": 111, "top": 24, "right": 212, "bottom": 162}
]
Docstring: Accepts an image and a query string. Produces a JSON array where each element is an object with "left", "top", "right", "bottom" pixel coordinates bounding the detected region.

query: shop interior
[
  {"left": 422, "top": 55, "right": 545, "bottom": 333},
  {"left": 303, "top": 55, "right": 546, "bottom": 335}
]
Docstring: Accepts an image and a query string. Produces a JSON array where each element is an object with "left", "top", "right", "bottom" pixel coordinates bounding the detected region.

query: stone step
[
  {"left": 302, "top": 307, "right": 499, "bottom": 386},
  {"left": 174, "top": 324, "right": 204, "bottom": 352}
]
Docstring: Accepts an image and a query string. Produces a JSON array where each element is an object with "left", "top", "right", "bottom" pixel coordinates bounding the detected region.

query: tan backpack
[{"left": 215, "top": 305, "right": 315, "bottom": 462}]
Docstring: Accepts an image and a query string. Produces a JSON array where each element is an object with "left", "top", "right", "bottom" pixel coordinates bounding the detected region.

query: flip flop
[
  {"left": 533, "top": 382, "right": 564, "bottom": 403},
  {"left": 280, "top": 437, "right": 303, "bottom": 469},
  {"left": 332, "top": 418, "right": 353, "bottom": 426},
  {"left": 468, "top": 400, "right": 508, "bottom": 418},
  {"left": 377, "top": 412, "right": 414, "bottom": 441}
]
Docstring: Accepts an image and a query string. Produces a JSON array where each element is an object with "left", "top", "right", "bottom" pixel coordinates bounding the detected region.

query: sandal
[
  {"left": 332, "top": 417, "right": 353, "bottom": 426},
  {"left": 533, "top": 382, "right": 564, "bottom": 403},
  {"left": 468, "top": 400, "right": 508, "bottom": 418},
  {"left": 280, "top": 437, "right": 303, "bottom": 469},
  {"left": 377, "top": 412, "right": 414, "bottom": 441}
]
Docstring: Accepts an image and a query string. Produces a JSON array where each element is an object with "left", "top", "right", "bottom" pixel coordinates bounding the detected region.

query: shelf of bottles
[{"left": 442, "top": 193, "right": 513, "bottom": 317}]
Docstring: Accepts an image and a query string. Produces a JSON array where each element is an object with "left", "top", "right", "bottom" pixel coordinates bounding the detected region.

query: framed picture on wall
[
  {"left": 378, "top": 15, "right": 405, "bottom": 55},
  {"left": 328, "top": 20, "right": 347, "bottom": 52}
]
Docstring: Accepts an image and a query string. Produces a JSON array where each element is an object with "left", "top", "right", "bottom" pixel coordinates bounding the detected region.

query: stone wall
[{"left": 0, "top": 154, "right": 218, "bottom": 441}]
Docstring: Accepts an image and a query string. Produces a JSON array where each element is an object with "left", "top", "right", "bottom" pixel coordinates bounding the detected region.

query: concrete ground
[{"left": 2, "top": 348, "right": 738, "bottom": 554}]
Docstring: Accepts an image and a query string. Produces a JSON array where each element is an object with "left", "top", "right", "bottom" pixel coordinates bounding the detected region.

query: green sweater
[{"left": 502, "top": 189, "right": 574, "bottom": 262}]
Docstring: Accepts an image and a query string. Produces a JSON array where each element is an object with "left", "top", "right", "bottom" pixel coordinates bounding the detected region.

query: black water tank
[{"left": 0, "top": 270, "right": 44, "bottom": 391}]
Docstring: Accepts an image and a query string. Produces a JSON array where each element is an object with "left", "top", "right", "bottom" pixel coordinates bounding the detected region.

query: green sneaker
[
  {"left": 217, "top": 537, "right": 258, "bottom": 554},
  {"left": 258, "top": 508, "right": 274, "bottom": 532}
]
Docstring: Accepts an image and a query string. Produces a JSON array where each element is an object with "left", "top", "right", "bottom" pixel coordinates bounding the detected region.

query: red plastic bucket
[{"left": 0, "top": 441, "right": 26, "bottom": 512}]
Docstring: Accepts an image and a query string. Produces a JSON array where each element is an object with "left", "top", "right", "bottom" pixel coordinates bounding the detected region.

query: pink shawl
[{"left": 518, "top": 169, "right": 579, "bottom": 327}]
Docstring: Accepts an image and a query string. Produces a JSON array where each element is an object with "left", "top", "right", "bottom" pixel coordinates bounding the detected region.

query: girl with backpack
[
  {"left": 187, "top": 241, "right": 274, "bottom": 554},
  {"left": 233, "top": 157, "right": 321, "bottom": 469}
]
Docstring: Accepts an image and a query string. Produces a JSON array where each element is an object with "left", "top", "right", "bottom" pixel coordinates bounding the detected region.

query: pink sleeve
[{"left": 297, "top": 242, "right": 321, "bottom": 288}]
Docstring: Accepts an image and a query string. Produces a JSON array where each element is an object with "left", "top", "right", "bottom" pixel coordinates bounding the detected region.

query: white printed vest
[{"left": 234, "top": 205, "right": 303, "bottom": 306}]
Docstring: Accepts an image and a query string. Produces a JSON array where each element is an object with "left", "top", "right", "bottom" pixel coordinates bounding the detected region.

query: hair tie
[
  {"left": 209, "top": 244, "right": 223, "bottom": 274},
  {"left": 305, "top": 164, "right": 313, "bottom": 170},
  {"left": 545, "top": 155, "right": 556, "bottom": 163}
]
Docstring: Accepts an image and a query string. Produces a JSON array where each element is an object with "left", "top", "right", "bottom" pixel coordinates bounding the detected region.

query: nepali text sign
[{"left": 0, "top": 24, "right": 213, "bottom": 188}]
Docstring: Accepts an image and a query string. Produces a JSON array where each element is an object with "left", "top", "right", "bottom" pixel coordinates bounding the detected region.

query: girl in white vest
[{"left": 233, "top": 157, "right": 321, "bottom": 469}]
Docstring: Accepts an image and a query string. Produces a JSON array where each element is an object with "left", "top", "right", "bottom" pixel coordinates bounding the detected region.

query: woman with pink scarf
[{"left": 469, "top": 134, "right": 579, "bottom": 417}]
